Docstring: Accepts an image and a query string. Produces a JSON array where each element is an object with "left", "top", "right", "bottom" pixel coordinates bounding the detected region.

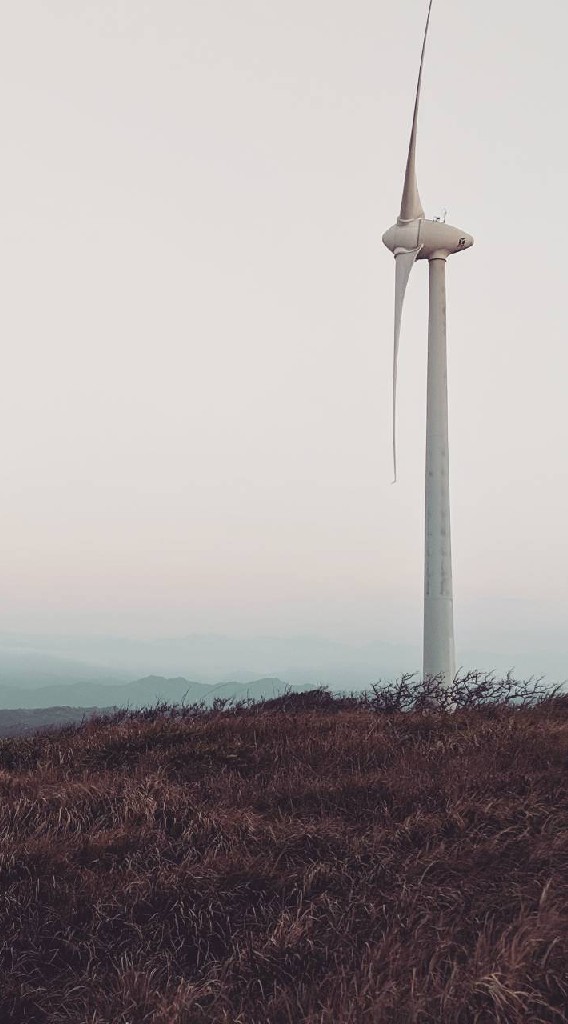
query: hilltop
[{"left": 1, "top": 683, "right": 567, "bottom": 1023}]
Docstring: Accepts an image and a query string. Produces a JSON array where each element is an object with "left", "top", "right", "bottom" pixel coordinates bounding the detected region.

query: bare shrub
[{"left": 365, "top": 670, "right": 563, "bottom": 715}]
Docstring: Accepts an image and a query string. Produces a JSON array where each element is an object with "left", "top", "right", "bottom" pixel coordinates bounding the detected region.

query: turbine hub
[{"left": 383, "top": 219, "right": 473, "bottom": 260}]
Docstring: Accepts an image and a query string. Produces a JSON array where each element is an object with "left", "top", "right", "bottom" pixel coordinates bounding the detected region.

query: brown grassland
[{"left": 0, "top": 677, "right": 567, "bottom": 1023}]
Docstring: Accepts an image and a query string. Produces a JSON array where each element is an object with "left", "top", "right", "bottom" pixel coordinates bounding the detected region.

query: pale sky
[{"left": 0, "top": 1, "right": 567, "bottom": 675}]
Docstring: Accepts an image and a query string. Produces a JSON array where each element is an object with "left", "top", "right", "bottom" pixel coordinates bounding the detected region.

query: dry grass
[{"left": 0, "top": 678, "right": 567, "bottom": 1023}]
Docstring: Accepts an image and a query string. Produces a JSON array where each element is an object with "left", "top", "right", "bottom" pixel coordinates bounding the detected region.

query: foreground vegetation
[{"left": 0, "top": 675, "right": 567, "bottom": 1023}]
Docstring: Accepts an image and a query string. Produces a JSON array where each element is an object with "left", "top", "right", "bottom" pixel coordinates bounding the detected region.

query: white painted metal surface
[
  {"left": 399, "top": 0, "right": 433, "bottom": 222},
  {"left": 423, "top": 257, "right": 455, "bottom": 685},
  {"left": 381, "top": 0, "right": 473, "bottom": 687},
  {"left": 392, "top": 246, "right": 421, "bottom": 482}
]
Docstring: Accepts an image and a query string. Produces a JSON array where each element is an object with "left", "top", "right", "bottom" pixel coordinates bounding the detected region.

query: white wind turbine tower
[{"left": 382, "top": 0, "right": 473, "bottom": 687}]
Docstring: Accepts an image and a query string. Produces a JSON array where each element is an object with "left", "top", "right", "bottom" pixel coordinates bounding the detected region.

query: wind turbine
[{"left": 382, "top": 0, "right": 473, "bottom": 687}]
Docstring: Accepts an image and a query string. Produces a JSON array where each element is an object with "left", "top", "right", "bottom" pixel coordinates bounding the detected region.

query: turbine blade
[
  {"left": 393, "top": 247, "right": 421, "bottom": 482},
  {"left": 399, "top": 0, "right": 433, "bottom": 222}
]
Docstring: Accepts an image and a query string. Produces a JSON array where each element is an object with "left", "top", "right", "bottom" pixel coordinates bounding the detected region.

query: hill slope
[
  {"left": 0, "top": 705, "right": 115, "bottom": 738},
  {"left": 0, "top": 692, "right": 566, "bottom": 1022}
]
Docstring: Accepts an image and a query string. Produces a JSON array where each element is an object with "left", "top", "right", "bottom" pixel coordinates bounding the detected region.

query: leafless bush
[{"left": 365, "top": 670, "right": 564, "bottom": 715}]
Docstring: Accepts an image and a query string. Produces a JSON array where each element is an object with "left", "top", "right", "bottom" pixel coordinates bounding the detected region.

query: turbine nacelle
[{"left": 382, "top": 219, "right": 473, "bottom": 261}]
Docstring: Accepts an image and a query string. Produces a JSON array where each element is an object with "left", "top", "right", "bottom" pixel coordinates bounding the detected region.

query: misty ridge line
[
  {"left": 1, "top": 630, "right": 566, "bottom": 691},
  {"left": 0, "top": 675, "right": 321, "bottom": 712}
]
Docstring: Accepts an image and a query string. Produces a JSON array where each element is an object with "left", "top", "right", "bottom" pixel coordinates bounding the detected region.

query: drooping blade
[
  {"left": 393, "top": 247, "right": 421, "bottom": 482},
  {"left": 399, "top": 0, "right": 434, "bottom": 222}
]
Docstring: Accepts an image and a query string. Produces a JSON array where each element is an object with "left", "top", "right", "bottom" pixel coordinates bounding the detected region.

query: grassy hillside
[{"left": 0, "top": 683, "right": 567, "bottom": 1023}]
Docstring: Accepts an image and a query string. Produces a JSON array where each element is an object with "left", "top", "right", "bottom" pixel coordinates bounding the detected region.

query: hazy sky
[{"left": 1, "top": 1, "right": 567, "bottom": 671}]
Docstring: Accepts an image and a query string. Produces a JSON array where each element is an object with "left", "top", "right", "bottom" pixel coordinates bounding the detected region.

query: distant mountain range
[
  {"left": 0, "top": 632, "right": 420, "bottom": 690},
  {"left": 0, "top": 675, "right": 323, "bottom": 738},
  {"left": 0, "top": 631, "right": 563, "bottom": 716},
  {"left": 0, "top": 674, "right": 325, "bottom": 712}
]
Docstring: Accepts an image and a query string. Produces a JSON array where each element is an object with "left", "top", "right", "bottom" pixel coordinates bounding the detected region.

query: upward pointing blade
[
  {"left": 399, "top": 0, "right": 433, "bottom": 222},
  {"left": 393, "top": 246, "right": 421, "bottom": 482}
]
